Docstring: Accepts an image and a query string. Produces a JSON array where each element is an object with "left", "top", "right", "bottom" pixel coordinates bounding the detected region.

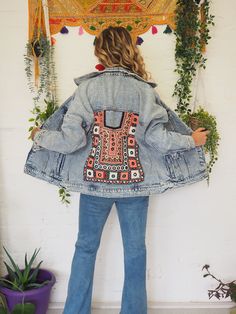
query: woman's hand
[
  {"left": 29, "top": 127, "right": 41, "bottom": 141},
  {"left": 191, "top": 127, "right": 210, "bottom": 146}
]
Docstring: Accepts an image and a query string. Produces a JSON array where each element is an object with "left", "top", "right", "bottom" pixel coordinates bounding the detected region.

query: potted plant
[
  {"left": 202, "top": 264, "right": 236, "bottom": 313},
  {"left": 0, "top": 246, "right": 56, "bottom": 314},
  {"left": 0, "top": 291, "right": 35, "bottom": 314},
  {"left": 181, "top": 106, "right": 220, "bottom": 184}
]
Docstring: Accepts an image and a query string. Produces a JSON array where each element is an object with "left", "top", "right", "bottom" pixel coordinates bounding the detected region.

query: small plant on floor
[{"left": 0, "top": 246, "right": 43, "bottom": 313}]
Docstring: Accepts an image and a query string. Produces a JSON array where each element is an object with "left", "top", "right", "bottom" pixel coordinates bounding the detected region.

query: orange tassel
[{"left": 34, "top": 56, "right": 40, "bottom": 88}]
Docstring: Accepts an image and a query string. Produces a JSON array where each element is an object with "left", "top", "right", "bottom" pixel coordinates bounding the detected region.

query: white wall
[{"left": 0, "top": 0, "right": 236, "bottom": 309}]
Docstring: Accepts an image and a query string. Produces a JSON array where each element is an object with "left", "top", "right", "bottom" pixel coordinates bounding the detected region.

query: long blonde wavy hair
[{"left": 94, "top": 26, "right": 151, "bottom": 81}]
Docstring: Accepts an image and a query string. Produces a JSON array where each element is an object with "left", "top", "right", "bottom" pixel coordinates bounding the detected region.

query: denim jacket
[{"left": 24, "top": 66, "right": 208, "bottom": 197}]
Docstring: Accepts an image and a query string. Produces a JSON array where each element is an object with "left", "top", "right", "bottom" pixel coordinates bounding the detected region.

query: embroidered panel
[{"left": 83, "top": 110, "right": 144, "bottom": 184}]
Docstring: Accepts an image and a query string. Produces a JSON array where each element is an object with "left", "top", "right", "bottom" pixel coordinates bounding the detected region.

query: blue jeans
[{"left": 63, "top": 193, "right": 149, "bottom": 314}]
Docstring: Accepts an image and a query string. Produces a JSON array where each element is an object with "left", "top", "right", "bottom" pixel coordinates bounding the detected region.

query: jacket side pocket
[
  {"left": 55, "top": 153, "right": 66, "bottom": 175},
  {"left": 164, "top": 147, "right": 207, "bottom": 182},
  {"left": 164, "top": 151, "right": 190, "bottom": 181},
  {"left": 196, "top": 146, "right": 206, "bottom": 166}
]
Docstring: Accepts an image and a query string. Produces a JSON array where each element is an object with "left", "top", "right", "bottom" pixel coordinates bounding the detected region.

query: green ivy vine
[
  {"left": 24, "top": 32, "right": 71, "bottom": 205},
  {"left": 59, "top": 188, "right": 71, "bottom": 206},
  {"left": 181, "top": 107, "right": 220, "bottom": 184},
  {"left": 24, "top": 33, "right": 57, "bottom": 107},
  {"left": 173, "top": 0, "right": 215, "bottom": 117},
  {"left": 173, "top": 0, "right": 219, "bottom": 182}
]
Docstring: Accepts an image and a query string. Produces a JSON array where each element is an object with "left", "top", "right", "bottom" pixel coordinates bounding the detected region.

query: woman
[{"left": 29, "top": 26, "right": 209, "bottom": 314}]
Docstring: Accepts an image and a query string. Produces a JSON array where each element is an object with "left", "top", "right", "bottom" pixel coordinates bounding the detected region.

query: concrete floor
[{"left": 47, "top": 309, "right": 230, "bottom": 314}]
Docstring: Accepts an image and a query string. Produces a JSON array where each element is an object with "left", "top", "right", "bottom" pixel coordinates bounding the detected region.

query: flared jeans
[{"left": 63, "top": 193, "right": 149, "bottom": 314}]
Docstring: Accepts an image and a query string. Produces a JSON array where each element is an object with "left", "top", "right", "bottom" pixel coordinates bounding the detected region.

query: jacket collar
[{"left": 74, "top": 66, "right": 157, "bottom": 88}]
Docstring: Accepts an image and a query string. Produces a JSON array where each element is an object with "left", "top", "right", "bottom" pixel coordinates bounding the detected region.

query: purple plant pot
[{"left": 0, "top": 268, "right": 56, "bottom": 314}]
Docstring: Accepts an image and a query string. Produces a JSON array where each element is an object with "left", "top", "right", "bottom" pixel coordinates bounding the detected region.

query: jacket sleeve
[
  {"left": 34, "top": 82, "right": 94, "bottom": 154},
  {"left": 138, "top": 86, "right": 196, "bottom": 154}
]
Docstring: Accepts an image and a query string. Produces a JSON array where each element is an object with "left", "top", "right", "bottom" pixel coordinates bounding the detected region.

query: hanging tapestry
[
  {"left": 27, "top": 0, "right": 207, "bottom": 87},
  {"left": 28, "top": 0, "right": 177, "bottom": 42}
]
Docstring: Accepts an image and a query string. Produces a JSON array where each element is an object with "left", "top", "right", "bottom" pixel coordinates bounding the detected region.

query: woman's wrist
[{"left": 30, "top": 127, "right": 41, "bottom": 141}]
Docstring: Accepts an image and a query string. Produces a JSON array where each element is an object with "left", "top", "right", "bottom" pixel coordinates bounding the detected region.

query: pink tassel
[
  {"left": 152, "top": 25, "right": 158, "bottom": 35},
  {"left": 78, "top": 26, "right": 84, "bottom": 35}
]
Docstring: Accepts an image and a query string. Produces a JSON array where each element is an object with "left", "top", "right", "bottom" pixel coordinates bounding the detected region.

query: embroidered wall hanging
[{"left": 28, "top": 0, "right": 177, "bottom": 43}]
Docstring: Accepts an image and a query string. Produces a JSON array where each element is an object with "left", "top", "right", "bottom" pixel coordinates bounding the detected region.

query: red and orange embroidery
[{"left": 83, "top": 110, "right": 144, "bottom": 184}]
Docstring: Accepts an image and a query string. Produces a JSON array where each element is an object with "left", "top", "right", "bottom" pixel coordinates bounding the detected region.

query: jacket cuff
[
  {"left": 34, "top": 129, "right": 47, "bottom": 146},
  {"left": 187, "top": 135, "right": 196, "bottom": 149}
]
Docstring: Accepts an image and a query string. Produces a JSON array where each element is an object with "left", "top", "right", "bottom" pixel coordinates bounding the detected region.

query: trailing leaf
[
  {"left": 24, "top": 33, "right": 57, "bottom": 107},
  {"left": 181, "top": 106, "right": 220, "bottom": 184},
  {"left": 59, "top": 187, "right": 71, "bottom": 206}
]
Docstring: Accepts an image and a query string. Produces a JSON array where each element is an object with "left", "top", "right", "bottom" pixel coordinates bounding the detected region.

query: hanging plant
[
  {"left": 24, "top": 33, "right": 58, "bottom": 123},
  {"left": 28, "top": 98, "right": 59, "bottom": 132},
  {"left": 25, "top": 0, "right": 57, "bottom": 109},
  {"left": 25, "top": 38, "right": 72, "bottom": 204},
  {"left": 181, "top": 107, "right": 220, "bottom": 184},
  {"left": 173, "top": 0, "right": 215, "bottom": 117},
  {"left": 24, "top": 0, "right": 58, "bottom": 130},
  {"left": 173, "top": 0, "right": 218, "bottom": 182},
  {"left": 25, "top": 1, "right": 70, "bottom": 205}
]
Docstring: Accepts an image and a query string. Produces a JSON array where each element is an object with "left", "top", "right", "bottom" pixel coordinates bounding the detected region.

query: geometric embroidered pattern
[{"left": 83, "top": 110, "right": 144, "bottom": 184}]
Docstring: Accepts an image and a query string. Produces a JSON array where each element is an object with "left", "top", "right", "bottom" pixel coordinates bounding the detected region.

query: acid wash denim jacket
[{"left": 24, "top": 66, "right": 208, "bottom": 197}]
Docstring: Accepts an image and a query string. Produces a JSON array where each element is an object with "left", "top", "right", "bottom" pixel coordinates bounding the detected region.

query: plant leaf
[
  {"left": 0, "top": 308, "right": 8, "bottom": 314},
  {"left": 12, "top": 303, "right": 36, "bottom": 314},
  {"left": 0, "top": 278, "right": 23, "bottom": 292},
  {"left": 24, "top": 252, "right": 28, "bottom": 269},
  {"left": 2, "top": 246, "right": 23, "bottom": 283},
  {"left": 202, "top": 264, "right": 210, "bottom": 271},
  {"left": 3, "top": 261, "right": 16, "bottom": 282},
  {"left": 27, "top": 260, "right": 43, "bottom": 283},
  {"left": 26, "top": 280, "right": 50, "bottom": 289},
  {"left": 25, "top": 248, "right": 41, "bottom": 279},
  {"left": 0, "top": 293, "right": 8, "bottom": 311}
]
